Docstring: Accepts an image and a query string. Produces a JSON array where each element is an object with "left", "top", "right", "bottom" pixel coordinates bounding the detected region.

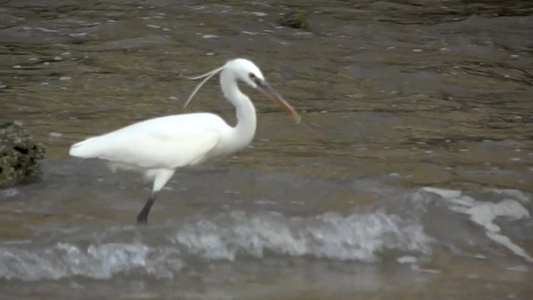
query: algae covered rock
[
  {"left": 278, "top": 11, "right": 308, "bottom": 29},
  {"left": 0, "top": 121, "right": 45, "bottom": 186}
]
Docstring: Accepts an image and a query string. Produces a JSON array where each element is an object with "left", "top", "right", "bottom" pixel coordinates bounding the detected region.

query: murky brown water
[{"left": 1, "top": 1, "right": 532, "bottom": 299}]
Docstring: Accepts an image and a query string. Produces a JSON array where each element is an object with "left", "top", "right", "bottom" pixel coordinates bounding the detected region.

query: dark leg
[{"left": 137, "top": 192, "right": 158, "bottom": 224}]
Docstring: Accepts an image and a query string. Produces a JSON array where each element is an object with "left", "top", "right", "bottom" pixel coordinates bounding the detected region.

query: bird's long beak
[{"left": 256, "top": 79, "right": 301, "bottom": 123}]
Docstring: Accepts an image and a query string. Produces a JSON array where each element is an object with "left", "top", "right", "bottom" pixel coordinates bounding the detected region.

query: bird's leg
[
  {"left": 137, "top": 169, "right": 175, "bottom": 224},
  {"left": 136, "top": 191, "right": 158, "bottom": 224}
]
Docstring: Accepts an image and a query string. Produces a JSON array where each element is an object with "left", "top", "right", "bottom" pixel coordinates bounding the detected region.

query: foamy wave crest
[
  {"left": 0, "top": 209, "right": 432, "bottom": 281},
  {"left": 0, "top": 243, "right": 183, "bottom": 280},
  {"left": 423, "top": 187, "right": 532, "bottom": 263},
  {"left": 174, "top": 210, "right": 432, "bottom": 261}
]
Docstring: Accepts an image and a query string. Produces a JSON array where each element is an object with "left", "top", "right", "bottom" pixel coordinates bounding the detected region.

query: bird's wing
[{"left": 70, "top": 113, "right": 226, "bottom": 169}]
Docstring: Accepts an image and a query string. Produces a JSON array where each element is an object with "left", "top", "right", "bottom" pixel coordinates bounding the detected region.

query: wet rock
[
  {"left": 0, "top": 121, "right": 45, "bottom": 186},
  {"left": 278, "top": 11, "right": 308, "bottom": 29}
]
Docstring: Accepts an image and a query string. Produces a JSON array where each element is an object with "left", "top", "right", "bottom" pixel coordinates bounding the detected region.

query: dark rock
[
  {"left": 0, "top": 121, "right": 45, "bottom": 186},
  {"left": 278, "top": 11, "right": 308, "bottom": 29}
]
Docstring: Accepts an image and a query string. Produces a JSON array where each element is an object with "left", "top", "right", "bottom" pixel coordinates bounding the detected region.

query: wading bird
[{"left": 69, "top": 58, "right": 300, "bottom": 223}]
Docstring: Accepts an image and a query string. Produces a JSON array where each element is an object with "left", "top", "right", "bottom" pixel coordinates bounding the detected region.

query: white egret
[{"left": 69, "top": 58, "right": 300, "bottom": 223}]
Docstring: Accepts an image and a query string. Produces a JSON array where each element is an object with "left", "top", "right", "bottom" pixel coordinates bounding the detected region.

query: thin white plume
[{"left": 184, "top": 65, "right": 225, "bottom": 108}]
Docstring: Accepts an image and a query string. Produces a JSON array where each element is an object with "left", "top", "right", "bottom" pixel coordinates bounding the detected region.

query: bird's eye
[{"left": 249, "top": 73, "right": 256, "bottom": 79}]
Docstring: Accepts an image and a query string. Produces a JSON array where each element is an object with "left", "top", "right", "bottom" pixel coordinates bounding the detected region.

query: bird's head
[
  {"left": 226, "top": 58, "right": 265, "bottom": 89},
  {"left": 184, "top": 58, "right": 300, "bottom": 123},
  {"left": 226, "top": 58, "right": 301, "bottom": 123}
]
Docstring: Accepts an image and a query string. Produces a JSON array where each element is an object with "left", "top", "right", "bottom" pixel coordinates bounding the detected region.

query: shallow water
[{"left": 1, "top": 0, "right": 532, "bottom": 299}]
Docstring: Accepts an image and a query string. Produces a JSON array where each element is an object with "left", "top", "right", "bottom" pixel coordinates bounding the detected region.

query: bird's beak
[{"left": 256, "top": 79, "right": 301, "bottom": 123}]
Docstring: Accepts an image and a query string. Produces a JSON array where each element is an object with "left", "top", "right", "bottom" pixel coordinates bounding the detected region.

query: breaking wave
[
  {"left": 0, "top": 208, "right": 431, "bottom": 280},
  {"left": 0, "top": 187, "right": 530, "bottom": 281}
]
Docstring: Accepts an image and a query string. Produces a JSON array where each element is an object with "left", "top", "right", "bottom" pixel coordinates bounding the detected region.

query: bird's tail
[{"left": 69, "top": 136, "right": 105, "bottom": 158}]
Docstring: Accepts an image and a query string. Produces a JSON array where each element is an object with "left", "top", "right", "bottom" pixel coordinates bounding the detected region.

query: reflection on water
[{"left": 0, "top": 0, "right": 532, "bottom": 299}]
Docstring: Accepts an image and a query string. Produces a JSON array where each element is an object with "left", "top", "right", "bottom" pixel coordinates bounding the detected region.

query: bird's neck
[{"left": 220, "top": 69, "right": 257, "bottom": 148}]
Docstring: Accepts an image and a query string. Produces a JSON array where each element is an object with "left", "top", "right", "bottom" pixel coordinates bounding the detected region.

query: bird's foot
[{"left": 136, "top": 213, "right": 148, "bottom": 224}]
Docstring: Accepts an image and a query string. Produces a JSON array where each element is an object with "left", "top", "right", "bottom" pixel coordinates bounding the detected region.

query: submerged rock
[
  {"left": 278, "top": 11, "right": 308, "bottom": 29},
  {"left": 0, "top": 121, "right": 45, "bottom": 186}
]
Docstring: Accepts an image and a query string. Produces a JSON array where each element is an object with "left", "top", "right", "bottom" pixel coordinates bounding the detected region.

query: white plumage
[
  {"left": 71, "top": 114, "right": 226, "bottom": 169},
  {"left": 69, "top": 58, "right": 300, "bottom": 223}
]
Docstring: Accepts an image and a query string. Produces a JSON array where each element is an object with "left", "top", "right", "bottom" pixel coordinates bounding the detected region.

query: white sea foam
[
  {"left": 0, "top": 209, "right": 431, "bottom": 281},
  {"left": 1, "top": 187, "right": 529, "bottom": 281},
  {"left": 423, "top": 187, "right": 532, "bottom": 262},
  {"left": 174, "top": 210, "right": 432, "bottom": 262}
]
